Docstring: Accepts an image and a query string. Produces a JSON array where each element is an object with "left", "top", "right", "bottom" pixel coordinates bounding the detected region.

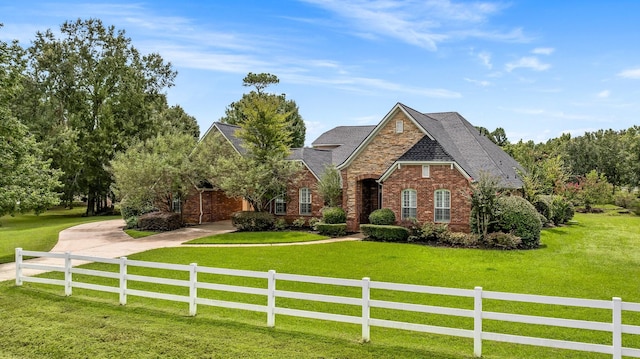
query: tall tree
[
  {"left": 220, "top": 73, "right": 306, "bottom": 148},
  {"left": 0, "top": 27, "right": 61, "bottom": 217},
  {"left": 210, "top": 74, "right": 302, "bottom": 211},
  {"left": 22, "top": 18, "right": 177, "bottom": 215}
]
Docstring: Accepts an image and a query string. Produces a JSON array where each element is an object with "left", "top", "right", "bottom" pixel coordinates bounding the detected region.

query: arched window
[
  {"left": 401, "top": 189, "right": 417, "bottom": 219},
  {"left": 434, "top": 189, "right": 451, "bottom": 223}
]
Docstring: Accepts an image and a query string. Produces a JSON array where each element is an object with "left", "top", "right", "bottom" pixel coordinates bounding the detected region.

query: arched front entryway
[{"left": 358, "top": 178, "right": 380, "bottom": 225}]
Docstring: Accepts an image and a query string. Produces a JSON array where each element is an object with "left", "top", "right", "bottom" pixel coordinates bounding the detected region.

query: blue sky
[{"left": 2, "top": 1, "right": 639, "bottom": 145}]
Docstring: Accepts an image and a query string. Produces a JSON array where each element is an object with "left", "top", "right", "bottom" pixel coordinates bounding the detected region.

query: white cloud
[
  {"left": 478, "top": 51, "right": 492, "bottom": 69},
  {"left": 300, "top": 0, "right": 527, "bottom": 51},
  {"left": 597, "top": 90, "right": 610, "bottom": 98},
  {"left": 464, "top": 77, "right": 491, "bottom": 87},
  {"left": 618, "top": 68, "right": 640, "bottom": 79},
  {"left": 532, "top": 47, "right": 554, "bottom": 55},
  {"left": 505, "top": 57, "right": 551, "bottom": 72}
]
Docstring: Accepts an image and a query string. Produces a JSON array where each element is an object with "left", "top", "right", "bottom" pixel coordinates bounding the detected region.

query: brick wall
[
  {"left": 342, "top": 110, "right": 425, "bottom": 230},
  {"left": 274, "top": 167, "right": 323, "bottom": 224},
  {"left": 182, "top": 189, "right": 243, "bottom": 225},
  {"left": 382, "top": 164, "right": 471, "bottom": 232}
]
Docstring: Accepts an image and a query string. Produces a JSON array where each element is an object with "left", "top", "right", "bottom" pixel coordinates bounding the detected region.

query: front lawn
[
  {"left": 0, "top": 207, "right": 119, "bottom": 264},
  {"left": 185, "top": 231, "right": 328, "bottom": 244},
  {"left": 3, "top": 212, "right": 640, "bottom": 358}
]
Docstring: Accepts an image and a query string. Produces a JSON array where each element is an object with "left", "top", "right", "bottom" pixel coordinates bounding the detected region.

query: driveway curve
[{"left": 0, "top": 219, "right": 362, "bottom": 281}]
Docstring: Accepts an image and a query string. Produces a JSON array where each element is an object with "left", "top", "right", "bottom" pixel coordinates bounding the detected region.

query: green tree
[
  {"left": 579, "top": 170, "right": 613, "bottom": 212},
  {"left": 220, "top": 73, "right": 306, "bottom": 148},
  {"left": 468, "top": 172, "right": 502, "bottom": 239},
  {"left": 0, "top": 27, "right": 61, "bottom": 217},
  {"left": 153, "top": 104, "right": 199, "bottom": 139},
  {"left": 316, "top": 165, "right": 342, "bottom": 207},
  {"left": 209, "top": 74, "right": 302, "bottom": 211},
  {"left": 0, "top": 110, "right": 61, "bottom": 216},
  {"left": 22, "top": 18, "right": 177, "bottom": 215}
]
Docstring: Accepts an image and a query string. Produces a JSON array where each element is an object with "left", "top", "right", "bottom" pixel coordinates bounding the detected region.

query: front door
[{"left": 359, "top": 179, "right": 379, "bottom": 224}]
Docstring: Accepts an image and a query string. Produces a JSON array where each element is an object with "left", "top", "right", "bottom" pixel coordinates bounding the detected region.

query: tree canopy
[
  {"left": 220, "top": 73, "right": 306, "bottom": 148},
  {"left": 15, "top": 18, "right": 180, "bottom": 215}
]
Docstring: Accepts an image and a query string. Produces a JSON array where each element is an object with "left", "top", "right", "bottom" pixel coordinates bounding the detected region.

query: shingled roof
[
  {"left": 399, "top": 104, "right": 523, "bottom": 188},
  {"left": 312, "top": 125, "right": 375, "bottom": 165},
  {"left": 288, "top": 148, "right": 333, "bottom": 179}
]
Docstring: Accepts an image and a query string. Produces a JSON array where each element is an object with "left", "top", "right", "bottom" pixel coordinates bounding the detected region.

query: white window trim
[
  {"left": 275, "top": 197, "right": 287, "bottom": 215},
  {"left": 422, "top": 165, "right": 430, "bottom": 178},
  {"left": 395, "top": 120, "right": 404, "bottom": 133},
  {"left": 434, "top": 189, "right": 451, "bottom": 223},
  {"left": 401, "top": 189, "right": 417, "bottom": 220},
  {"left": 299, "top": 188, "right": 312, "bottom": 215}
]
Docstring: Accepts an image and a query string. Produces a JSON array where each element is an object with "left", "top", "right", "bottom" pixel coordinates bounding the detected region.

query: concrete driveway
[{"left": 0, "top": 219, "right": 235, "bottom": 282}]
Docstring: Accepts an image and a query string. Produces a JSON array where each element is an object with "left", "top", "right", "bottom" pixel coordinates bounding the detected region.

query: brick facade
[
  {"left": 342, "top": 110, "right": 425, "bottom": 230},
  {"left": 382, "top": 164, "right": 471, "bottom": 232},
  {"left": 182, "top": 189, "right": 243, "bottom": 225},
  {"left": 272, "top": 166, "right": 324, "bottom": 223}
]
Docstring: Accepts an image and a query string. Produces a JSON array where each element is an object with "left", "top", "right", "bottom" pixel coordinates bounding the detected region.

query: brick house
[{"left": 183, "top": 103, "right": 523, "bottom": 232}]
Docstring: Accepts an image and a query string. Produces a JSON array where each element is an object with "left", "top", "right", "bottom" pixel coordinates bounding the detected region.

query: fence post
[
  {"left": 474, "top": 286, "right": 483, "bottom": 357},
  {"left": 613, "top": 297, "right": 622, "bottom": 359},
  {"left": 189, "top": 263, "right": 198, "bottom": 316},
  {"left": 64, "top": 252, "right": 72, "bottom": 296},
  {"left": 119, "top": 257, "right": 127, "bottom": 305},
  {"left": 267, "top": 270, "right": 276, "bottom": 327},
  {"left": 15, "top": 248, "right": 23, "bottom": 286},
  {"left": 362, "top": 277, "right": 371, "bottom": 342}
]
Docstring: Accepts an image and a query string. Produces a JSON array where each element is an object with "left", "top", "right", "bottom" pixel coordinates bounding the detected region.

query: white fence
[{"left": 14, "top": 247, "right": 640, "bottom": 358}]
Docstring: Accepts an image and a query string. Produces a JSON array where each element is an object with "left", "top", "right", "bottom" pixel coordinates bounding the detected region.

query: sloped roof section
[
  {"left": 398, "top": 136, "right": 455, "bottom": 162},
  {"left": 311, "top": 125, "right": 375, "bottom": 165},
  {"left": 288, "top": 148, "right": 333, "bottom": 179},
  {"left": 399, "top": 103, "right": 523, "bottom": 188},
  {"left": 214, "top": 122, "right": 246, "bottom": 155}
]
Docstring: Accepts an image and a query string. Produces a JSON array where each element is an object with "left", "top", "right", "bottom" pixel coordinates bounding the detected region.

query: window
[
  {"left": 434, "top": 189, "right": 451, "bottom": 223},
  {"left": 401, "top": 189, "right": 417, "bottom": 219},
  {"left": 422, "top": 165, "right": 430, "bottom": 178},
  {"left": 171, "top": 196, "right": 181, "bottom": 213},
  {"left": 275, "top": 197, "right": 287, "bottom": 215},
  {"left": 299, "top": 188, "right": 312, "bottom": 215},
  {"left": 395, "top": 120, "right": 404, "bottom": 133}
]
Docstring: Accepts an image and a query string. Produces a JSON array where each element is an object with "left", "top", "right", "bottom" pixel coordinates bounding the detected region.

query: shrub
[
  {"left": 316, "top": 223, "right": 347, "bottom": 237},
  {"left": 274, "top": 218, "right": 287, "bottom": 230},
  {"left": 533, "top": 195, "right": 554, "bottom": 226},
  {"left": 308, "top": 217, "right": 322, "bottom": 230},
  {"left": 137, "top": 211, "right": 182, "bottom": 232},
  {"left": 292, "top": 217, "right": 307, "bottom": 228},
  {"left": 120, "top": 200, "right": 155, "bottom": 227},
  {"left": 125, "top": 216, "right": 138, "bottom": 230},
  {"left": 397, "top": 218, "right": 421, "bottom": 241},
  {"left": 231, "top": 211, "right": 275, "bottom": 231},
  {"left": 482, "top": 232, "right": 522, "bottom": 250},
  {"left": 369, "top": 208, "right": 396, "bottom": 225},
  {"left": 438, "top": 232, "right": 479, "bottom": 247},
  {"left": 495, "top": 196, "right": 542, "bottom": 248},
  {"left": 550, "top": 196, "right": 575, "bottom": 225},
  {"left": 361, "top": 224, "right": 409, "bottom": 242},
  {"left": 322, "top": 207, "right": 347, "bottom": 224},
  {"left": 614, "top": 190, "right": 638, "bottom": 209},
  {"left": 420, "top": 222, "right": 449, "bottom": 241}
]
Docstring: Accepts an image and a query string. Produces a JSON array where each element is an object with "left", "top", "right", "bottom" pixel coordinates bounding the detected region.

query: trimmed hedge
[
  {"left": 533, "top": 195, "right": 553, "bottom": 226},
  {"left": 316, "top": 223, "right": 347, "bottom": 237},
  {"left": 361, "top": 224, "right": 409, "bottom": 242},
  {"left": 231, "top": 211, "right": 275, "bottom": 231},
  {"left": 137, "top": 212, "right": 182, "bottom": 232},
  {"left": 322, "top": 207, "right": 347, "bottom": 224},
  {"left": 482, "top": 232, "right": 522, "bottom": 250},
  {"left": 551, "top": 196, "right": 575, "bottom": 225},
  {"left": 369, "top": 208, "right": 396, "bottom": 225},
  {"left": 495, "top": 196, "right": 542, "bottom": 248}
]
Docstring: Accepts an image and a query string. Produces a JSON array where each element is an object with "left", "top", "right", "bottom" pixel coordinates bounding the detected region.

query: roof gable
[{"left": 398, "top": 136, "right": 455, "bottom": 162}]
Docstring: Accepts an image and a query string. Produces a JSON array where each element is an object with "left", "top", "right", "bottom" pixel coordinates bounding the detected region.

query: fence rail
[{"left": 14, "top": 247, "right": 640, "bottom": 358}]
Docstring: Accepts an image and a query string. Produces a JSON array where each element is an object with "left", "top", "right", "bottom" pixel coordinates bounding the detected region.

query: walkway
[{"left": 0, "top": 220, "right": 362, "bottom": 282}]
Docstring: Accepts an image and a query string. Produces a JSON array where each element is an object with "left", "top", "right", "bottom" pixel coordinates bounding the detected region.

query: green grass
[
  {"left": 185, "top": 231, "right": 328, "bottom": 244},
  {"left": 2, "top": 212, "right": 640, "bottom": 358},
  {"left": 124, "top": 229, "right": 158, "bottom": 239},
  {"left": 0, "top": 207, "right": 119, "bottom": 264}
]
